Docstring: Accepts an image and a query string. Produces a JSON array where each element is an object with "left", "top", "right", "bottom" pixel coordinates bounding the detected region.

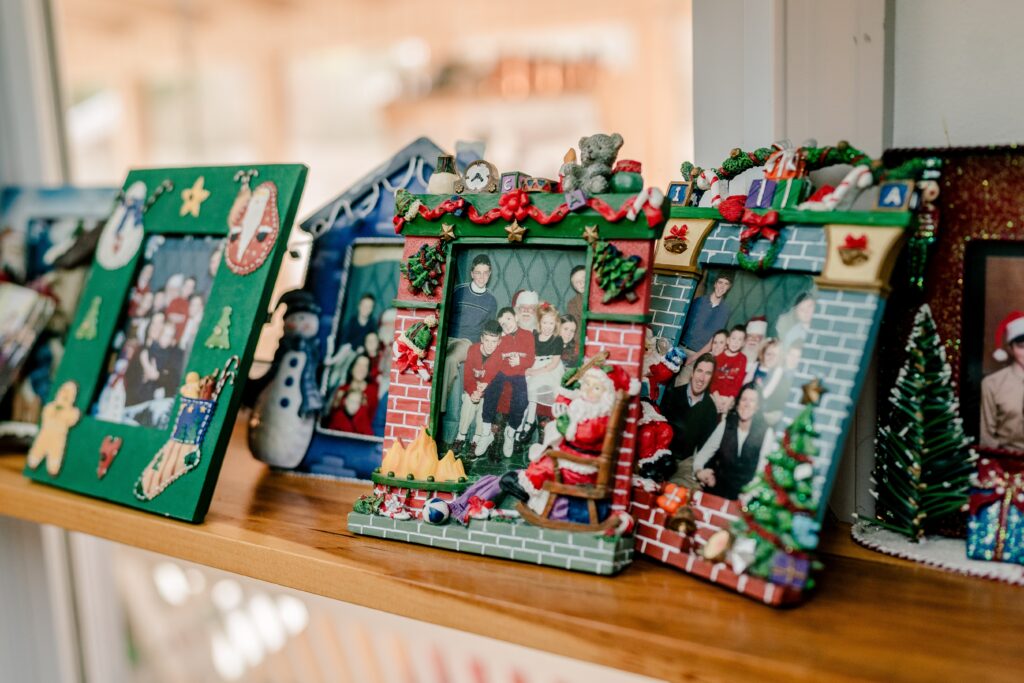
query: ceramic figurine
[
  {"left": 249, "top": 290, "right": 324, "bottom": 468},
  {"left": 426, "top": 154, "right": 459, "bottom": 194},
  {"left": 560, "top": 133, "right": 624, "bottom": 194}
]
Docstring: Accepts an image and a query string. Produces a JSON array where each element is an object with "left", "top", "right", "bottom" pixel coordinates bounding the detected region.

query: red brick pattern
[
  {"left": 383, "top": 308, "right": 440, "bottom": 448},
  {"left": 584, "top": 321, "right": 645, "bottom": 512},
  {"left": 629, "top": 484, "right": 797, "bottom": 605}
]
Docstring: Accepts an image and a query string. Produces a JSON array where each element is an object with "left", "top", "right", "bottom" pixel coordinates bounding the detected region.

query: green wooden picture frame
[{"left": 23, "top": 165, "right": 307, "bottom": 522}]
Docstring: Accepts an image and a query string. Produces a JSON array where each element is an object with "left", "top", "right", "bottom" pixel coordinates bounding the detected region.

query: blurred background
[{"left": 56, "top": 0, "right": 693, "bottom": 214}]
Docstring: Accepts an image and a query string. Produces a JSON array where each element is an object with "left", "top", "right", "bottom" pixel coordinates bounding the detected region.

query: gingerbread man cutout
[{"left": 27, "top": 381, "right": 81, "bottom": 476}]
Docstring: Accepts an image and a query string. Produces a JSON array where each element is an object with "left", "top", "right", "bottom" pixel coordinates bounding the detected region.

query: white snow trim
[
  {"left": 851, "top": 520, "right": 1024, "bottom": 586},
  {"left": 558, "top": 458, "right": 599, "bottom": 476},
  {"left": 637, "top": 448, "right": 671, "bottom": 468}
]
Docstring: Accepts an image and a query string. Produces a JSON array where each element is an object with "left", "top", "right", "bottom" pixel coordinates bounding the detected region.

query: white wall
[{"left": 893, "top": 0, "right": 1024, "bottom": 147}]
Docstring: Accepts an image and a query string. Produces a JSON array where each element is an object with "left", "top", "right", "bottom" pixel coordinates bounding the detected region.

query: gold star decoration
[
  {"left": 505, "top": 220, "right": 526, "bottom": 243},
  {"left": 801, "top": 378, "right": 826, "bottom": 405},
  {"left": 439, "top": 223, "right": 456, "bottom": 242},
  {"left": 180, "top": 176, "right": 210, "bottom": 218},
  {"left": 583, "top": 224, "right": 600, "bottom": 245}
]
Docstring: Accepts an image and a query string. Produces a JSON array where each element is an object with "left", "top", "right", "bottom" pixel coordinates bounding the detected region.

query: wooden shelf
[{"left": 1, "top": 418, "right": 1020, "bottom": 683}]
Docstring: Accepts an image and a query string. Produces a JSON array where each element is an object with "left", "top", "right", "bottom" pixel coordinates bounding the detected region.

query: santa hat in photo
[
  {"left": 746, "top": 315, "right": 768, "bottom": 337},
  {"left": 994, "top": 311, "right": 1024, "bottom": 362},
  {"left": 513, "top": 290, "right": 540, "bottom": 308}
]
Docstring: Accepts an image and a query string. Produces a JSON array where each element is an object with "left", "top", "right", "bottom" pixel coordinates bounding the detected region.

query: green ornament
[
  {"left": 74, "top": 296, "right": 102, "bottom": 341},
  {"left": 204, "top": 306, "right": 232, "bottom": 349}
]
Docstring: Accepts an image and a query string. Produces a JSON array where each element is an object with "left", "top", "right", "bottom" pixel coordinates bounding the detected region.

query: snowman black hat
[
  {"left": 993, "top": 311, "right": 1024, "bottom": 362},
  {"left": 278, "top": 289, "right": 321, "bottom": 317}
]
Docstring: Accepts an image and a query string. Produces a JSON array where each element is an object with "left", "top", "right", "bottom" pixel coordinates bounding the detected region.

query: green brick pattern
[
  {"left": 348, "top": 512, "right": 633, "bottom": 575},
  {"left": 699, "top": 224, "right": 827, "bottom": 273},
  {"left": 649, "top": 273, "right": 696, "bottom": 344}
]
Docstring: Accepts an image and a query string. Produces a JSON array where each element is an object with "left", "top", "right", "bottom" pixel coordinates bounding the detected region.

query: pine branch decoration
[
  {"left": 592, "top": 240, "right": 645, "bottom": 303},
  {"left": 400, "top": 241, "right": 447, "bottom": 297},
  {"left": 870, "top": 304, "right": 977, "bottom": 540}
]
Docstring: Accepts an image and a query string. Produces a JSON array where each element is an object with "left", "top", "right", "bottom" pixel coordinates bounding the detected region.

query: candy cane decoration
[
  {"left": 798, "top": 165, "right": 873, "bottom": 211},
  {"left": 697, "top": 168, "right": 726, "bottom": 207}
]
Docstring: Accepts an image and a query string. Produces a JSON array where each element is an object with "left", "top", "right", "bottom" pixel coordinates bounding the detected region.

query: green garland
[
  {"left": 400, "top": 241, "right": 447, "bottom": 296},
  {"left": 736, "top": 231, "right": 783, "bottom": 274}
]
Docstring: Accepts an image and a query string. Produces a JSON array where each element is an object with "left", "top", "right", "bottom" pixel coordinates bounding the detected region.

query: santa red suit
[{"left": 518, "top": 365, "right": 639, "bottom": 516}]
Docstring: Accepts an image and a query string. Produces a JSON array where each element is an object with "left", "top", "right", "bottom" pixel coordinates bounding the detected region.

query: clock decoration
[{"left": 455, "top": 159, "right": 499, "bottom": 194}]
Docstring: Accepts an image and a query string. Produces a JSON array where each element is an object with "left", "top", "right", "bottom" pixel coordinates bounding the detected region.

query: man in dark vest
[
  {"left": 692, "top": 384, "right": 775, "bottom": 499},
  {"left": 661, "top": 353, "right": 721, "bottom": 487}
]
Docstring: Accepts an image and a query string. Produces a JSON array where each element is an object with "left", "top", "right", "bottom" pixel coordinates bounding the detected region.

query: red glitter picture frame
[{"left": 880, "top": 144, "right": 1024, "bottom": 460}]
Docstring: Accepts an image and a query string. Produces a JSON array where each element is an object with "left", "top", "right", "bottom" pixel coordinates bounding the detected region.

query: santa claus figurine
[{"left": 501, "top": 362, "right": 639, "bottom": 524}]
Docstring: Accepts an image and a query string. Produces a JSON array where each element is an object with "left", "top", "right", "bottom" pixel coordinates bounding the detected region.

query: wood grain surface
[{"left": 1, "top": 418, "right": 1020, "bottom": 683}]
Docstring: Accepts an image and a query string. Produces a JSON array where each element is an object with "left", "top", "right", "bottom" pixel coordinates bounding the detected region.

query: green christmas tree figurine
[
  {"left": 204, "top": 306, "right": 232, "bottom": 349},
  {"left": 593, "top": 240, "right": 646, "bottom": 303},
  {"left": 871, "top": 303, "right": 976, "bottom": 540},
  {"left": 401, "top": 242, "right": 447, "bottom": 296},
  {"left": 74, "top": 296, "right": 101, "bottom": 340},
  {"left": 731, "top": 378, "right": 824, "bottom": 589}
]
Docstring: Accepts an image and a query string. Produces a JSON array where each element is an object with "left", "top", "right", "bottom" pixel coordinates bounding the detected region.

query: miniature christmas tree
[
  {"left": 74, "top": 297, "right": 101, "bottom": 340},
  {"left": 870, "top": 304, "right": 976, "bottom": 540},
  {"left": 401, "top": 242, "right": 446, "bottom": 296},
  {"left": 733, "top": 379, "right": 823, "bottom": 588},
  {"left": 204, "top": 306, "right": 232, "bottom": 349},
  {"left": 593, "top": 240, "right": 645, "bottom": 303}
]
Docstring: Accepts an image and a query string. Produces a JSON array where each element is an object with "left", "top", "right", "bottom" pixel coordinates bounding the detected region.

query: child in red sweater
[
  {"left": 710, "top": 325, "right": 747, "bottom": 413},
  {"left": 475, "top": 307, "right": 535, "bottom": 457},
  {"left": 453, "top": 321, "right": 501, "bottom": 452}
]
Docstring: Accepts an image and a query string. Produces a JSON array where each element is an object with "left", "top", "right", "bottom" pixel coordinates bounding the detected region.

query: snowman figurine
[{"left": 248, "top": 290, "right": 324, "bottom": 468}]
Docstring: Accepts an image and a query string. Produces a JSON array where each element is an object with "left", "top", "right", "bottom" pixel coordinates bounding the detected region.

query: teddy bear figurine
[{"left": 560, "top": 133, "right": 624, "bottom": 195}]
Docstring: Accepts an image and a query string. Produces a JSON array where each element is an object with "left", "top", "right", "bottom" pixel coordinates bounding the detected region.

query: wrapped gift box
[
  {"left": 771, "top": 178, "right": 810, "bottom": 209},
  {"left": 966, "top": 458, "right": 1024, "bottom": 565}
]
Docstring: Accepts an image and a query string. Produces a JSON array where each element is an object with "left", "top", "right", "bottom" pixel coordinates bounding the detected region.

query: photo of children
[
  {"left": 440, "top": 247, "right": 587, "bottom": 473},
  {"left": 320, "top": 243, "right": 403, "bottom": 438},
  {"left": 961, "top": 247, "right": 1024, "bottom": 454},
  {"left": 657, "top": 268, "right": 816, "bottom": 499},
  {"left": 92, "top": 235, "right": 223, "bottom": 429}
]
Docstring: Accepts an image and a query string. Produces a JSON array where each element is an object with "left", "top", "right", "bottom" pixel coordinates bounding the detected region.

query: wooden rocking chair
[{"left": 516, "top": 354, "right": 630, "bottom": 532}]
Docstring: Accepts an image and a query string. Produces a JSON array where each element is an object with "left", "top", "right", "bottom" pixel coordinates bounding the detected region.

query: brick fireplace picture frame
[
  {"left": 347, "top": 184, "right": 668, "bottom": 575},
  {"left": 636, "top": 183, "right": 922, "bottom": 604}
]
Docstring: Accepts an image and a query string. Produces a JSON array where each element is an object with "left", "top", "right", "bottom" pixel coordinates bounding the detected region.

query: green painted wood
[
  {"left": 23, "top": 164, "right": 307, "bottom": 523},
  {"left": 586, "top": 312, "right": 652, "bottom": 325},
  {"left": 370, "top": 472, "right": 471, "bottom": 493},
  {"left": 392, "top": 299, "right": 439, "bottom": 310},
  {"left": 669, "top": 206, "right": 913, "bottom": 227}
]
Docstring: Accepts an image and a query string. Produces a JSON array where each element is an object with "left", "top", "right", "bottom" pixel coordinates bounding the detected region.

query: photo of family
[
  {"left": 962, "top": 243, "right": 1024, "bottom": 455},
  {"left": 92, "top": 235, "right": 224, "bottom": 429},
  {"left": 438, "top": 247, "right": 587, "bottom": 474},
  {"left": 0, "top": 283, "right": 55, "bottom": 403},
  {"left": 319, "top": 244, "right": 403, "bottom": 438},
  {"left": 658, "top": 269, "right": 816, "bottom": 500}
]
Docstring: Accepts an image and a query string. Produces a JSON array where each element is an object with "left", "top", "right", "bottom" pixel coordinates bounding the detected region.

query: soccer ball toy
[{"left": 422, "top": 497, "right": 450, "bottom": 525}]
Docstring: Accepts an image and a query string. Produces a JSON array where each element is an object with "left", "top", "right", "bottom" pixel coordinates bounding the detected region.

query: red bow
[
  {"left": 843, "top": 233, "right": 868, "bottom": 250},
  {"left": 668, "top": 224, "right": 688, "bottom": 241},
  {"left": 970, "top": 460, "right": 1024, "bottom": 515},
  {"left": 739, "top": 210, "right": 780, "bottom": 242},
  {"left": 393, "top": 215, "right": 405, "bottom": 233},
  {"left": 466, "top": 496, "right": 495, "bottom": 518},
  {"left": 499, "top": 190, "right": 531, "bottom": 222}
]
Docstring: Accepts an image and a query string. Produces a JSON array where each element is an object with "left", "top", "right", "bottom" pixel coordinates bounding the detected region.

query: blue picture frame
[{"left": 291, "top": 139, "right": 447, "bottom": 479}]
